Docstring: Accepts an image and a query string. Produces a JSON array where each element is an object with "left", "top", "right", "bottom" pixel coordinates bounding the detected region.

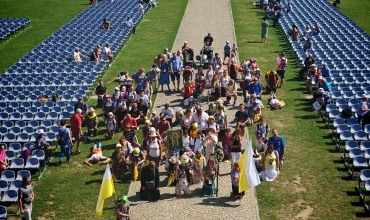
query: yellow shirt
[{"left": 264, "top": 151, "right": 277, "bottom": 168}]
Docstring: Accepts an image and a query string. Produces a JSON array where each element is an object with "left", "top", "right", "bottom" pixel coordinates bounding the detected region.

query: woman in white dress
[
  {"left": 191, "top": 149, "right": 206, "bottom": 184},
  {"left": 259, "top": 144, "right": 279, "bottom": 181}
]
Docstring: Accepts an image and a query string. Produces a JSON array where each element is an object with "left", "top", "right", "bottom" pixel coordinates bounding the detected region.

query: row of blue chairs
[
  {"left": 0, "top": 112, "right": 70, "bottom": 121},
  {"left": 0, "top": 101, "right": 76, "bottom": 109}
]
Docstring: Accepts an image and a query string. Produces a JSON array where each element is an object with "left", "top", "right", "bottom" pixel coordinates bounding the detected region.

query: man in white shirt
[
  {"left": 73, "top": 49, "right": 86, "bottom": 63},
  {"left": 192, "top": 107, "right": 209, "bottom": 134},
  {"left": 160, "top": 103, "right": 174, "bottom": 124},
  {"left": 102, "top": 43, "right": 113, "bottom": 63}
]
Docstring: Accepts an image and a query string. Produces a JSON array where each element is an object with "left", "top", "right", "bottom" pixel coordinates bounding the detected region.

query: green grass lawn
[
  {"left": 0, "top": 0, "right": 186, "bottom": 219},
  {"left": 231, "top": 0, "right": 370, "bottom": 219}
]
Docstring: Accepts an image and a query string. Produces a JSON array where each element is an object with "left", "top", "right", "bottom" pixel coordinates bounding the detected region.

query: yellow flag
[
  {"left": 96, "top": 164, "right": 115, "bottom": 217},
  {"left": 239, "top": 139, "right": 260, "bottom": 193}
]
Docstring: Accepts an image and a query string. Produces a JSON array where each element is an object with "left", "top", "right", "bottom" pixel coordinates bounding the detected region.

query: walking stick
[
  {"left": 176, "top": 166, "right": 181, "bottom": 198},
  {"left": 216, "top": 164, "right": 219, "bottom": 197}
]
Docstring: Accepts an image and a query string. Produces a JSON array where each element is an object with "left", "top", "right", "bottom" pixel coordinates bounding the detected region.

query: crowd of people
[{"left": 70, "top": 32, "right": 288, "bottom": 208}]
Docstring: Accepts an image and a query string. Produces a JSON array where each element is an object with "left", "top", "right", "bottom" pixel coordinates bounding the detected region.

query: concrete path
[{"left": 127, "top": 0, "right": 259, "bottom": 219}]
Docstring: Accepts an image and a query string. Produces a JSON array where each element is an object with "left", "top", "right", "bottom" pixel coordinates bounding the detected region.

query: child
[
  {"left": 220, "top": 128, "right": 232, "bottom": 162},
  {"left": 182, "top": 130, "right": 192, "bottom": 150},
  {"left": 105, "top": 112, "right": 116, "bottom": 139},
  {"left": 115, "top": 195, "right": 130, "bottom": 220},
  {"left": 189, "top": 123, "right": 200, "bottom": 139}
]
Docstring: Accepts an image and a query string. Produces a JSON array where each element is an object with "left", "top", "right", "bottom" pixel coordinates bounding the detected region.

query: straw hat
[{"left": 180, "top": 155, "right": 189, "bottom": 164}]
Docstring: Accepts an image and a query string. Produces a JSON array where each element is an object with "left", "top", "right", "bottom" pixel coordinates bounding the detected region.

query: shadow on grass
[
  {"left": 85, "top": 179, "right": 103, "bottom": 184},
  {"left": 355, "top": 212, "right": 370, "bottom": 218}
]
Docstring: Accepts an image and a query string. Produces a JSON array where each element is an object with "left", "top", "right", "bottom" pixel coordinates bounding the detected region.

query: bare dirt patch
[
  {"left": 278, "top": 199, "right": 314, "bottom": 220},
  {"left": 49, "top": 194, "right": 55, "bottom": 198},
  {"left": 273, "top": 121, "right": 285, "bottom": 128},
  {"left": 293, "top": 175, "right": 307, "bottom": 192},
  {"left": 304, "top": 95, "right": 312, "bottom": 100},
  {"left": 45, "top": 170, "right": 51, "bottom": 176},
  {"left": 295, "top": 205, "right": 314, "bottom": 220},
  {"left": 39, "top": 211, "right": 55, "bottom": 220},
  {"left": 46, "top": 201, "right": 53, "bottom": 204}
]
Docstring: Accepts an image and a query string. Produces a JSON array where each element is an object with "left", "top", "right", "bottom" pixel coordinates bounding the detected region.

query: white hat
[
  {"left": 226, "top": 40, "right": 230, "bottom": 44},
  {"left": 362, "top": 94, "right": 369, "bottom": 99},
  {"left": 318, "top": 88, "right": 324, "bottom": 93},
  {"left": 39, "top": 129, "right": 45, "bottom": 134},
  {"left": 184, "top": 41, "right": 187, "bottom": 44},
  {"left": 108, "top": 112, "right": 113, "bottom": 116},
  {"left": 88, "top": 107, "right": 95, "bottom": 112},
  {"left": 145, "top": 120, "right": 151, "bottom": 124},
  {"left": 115, "top": 87, "right": 119, "bottom": 90},
  {"left": 169, "top": 156, "right": 177, "bottom": 164}
]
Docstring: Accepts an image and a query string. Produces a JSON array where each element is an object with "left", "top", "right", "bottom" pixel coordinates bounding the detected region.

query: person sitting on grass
[
  {"left": 259, "top": 144, "right": 279, "bottom": 181},
  {"left": 105, "top": 112, "right": 116, "bottom": 140},
  {"left": 84, "top": 145, "right": 111, "bottom": 166}
]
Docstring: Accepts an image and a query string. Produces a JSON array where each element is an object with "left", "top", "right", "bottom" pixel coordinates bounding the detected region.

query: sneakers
[{"left": 233, "top": 102, "right": 236, "bottom": 107}]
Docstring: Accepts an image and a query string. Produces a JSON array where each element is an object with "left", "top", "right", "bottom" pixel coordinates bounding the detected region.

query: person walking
[
  {"left": 18, "top": 176, "right": 34, "bottom": 220},
  {"left": 58, "top": 120, "right": 73, "bottom": 165},
  {"left": 276, "top": 52, "right": 287, "bottom": 88},
  {"left": 70, "top": 109, "right": 83, "bottom": 153},
  {"left": 261, "top": 17, "right": 269, "bottom": 43}
]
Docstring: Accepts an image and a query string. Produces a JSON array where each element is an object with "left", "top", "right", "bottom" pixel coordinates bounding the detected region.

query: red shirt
[
  {"left": 184, "top": 83, "right": 196, "bottom": 98},
  {"left": 70, "top": 114, "right": 82, "bottom": 134},
  {"left": 121, "top": 118, "right": 138, "bottom": 128},
  {"left": 221, "top": 135, "right": 232, "bottom": 148},
  {"left": 155, "top": 121, "right": 171, "bottom": 135}
]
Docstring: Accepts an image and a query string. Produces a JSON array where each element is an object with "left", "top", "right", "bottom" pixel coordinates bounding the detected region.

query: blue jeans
[{"left": 60, "top": 146, "right": 71, "bottom": 161}]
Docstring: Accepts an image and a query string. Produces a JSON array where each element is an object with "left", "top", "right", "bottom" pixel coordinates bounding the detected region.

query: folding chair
[
  {"left": 355, "top": 131, "right": 368, "bottom": 142},
  {"left": 2, "top": 134, "right": 16, "bottom": 143},
  {"left": 5, "top": 150, "right": 15, "bottom": 161},
  {"left": 15, "top": 170, "right": 31, "bottom": 181},
  {"left": 8, "top": 180, "right": 22, "bottom": 191},
  {"left": 338, "top": 130, "right": 353, "bottom": 152},
  {"left": 24, "top": 158, "right": 40, "bottom": 173},
  {"left": 0, "top": 205, "right": 7, "bottom": 219},
  {"left": 358, "top": 169, "right": 370, "bottom": 202},
  {"left": 1, "top": 190, "right": 18, "bottom": 202},
  {"left": 8, "top": 158, "right": 24, "bottom": 170},
  {"left": 0, "top": 170, "right": 15, "bottom": 182},
  {"left": 0, "top": 180, "right": 8, "bottom": 192},
  {"left": 351, "top": 154, "right": 369, "bottom": 180},
  {"left": 44, "top": 132, "right": 56, "bottom": 142},
  {"left": 9, "top": 143, "right": 22, "bottom": 154}
]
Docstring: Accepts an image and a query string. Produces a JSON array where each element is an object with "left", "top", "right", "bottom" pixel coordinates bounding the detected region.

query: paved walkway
[{"left": 127, "top": 0, "right": 259, "bottom": 219}]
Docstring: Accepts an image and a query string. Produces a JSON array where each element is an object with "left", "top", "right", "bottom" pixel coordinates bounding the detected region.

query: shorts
[
  {"left": 277, "top": 70, "right": 285, "bottom": 79},
  {"left": 232, "top": 185, "right": 245, "bottom": 196},
  {"left": 171, "top": 72, "right": 180, "bottom": 81},
  {"left": 224, "top": 52, "right": 230, "bottom": 58},
  {"left": 72, "top": 133, "right": 81, "bottom": 141}
]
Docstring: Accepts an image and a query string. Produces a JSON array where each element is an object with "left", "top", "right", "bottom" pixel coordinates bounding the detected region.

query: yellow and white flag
[
  {"left": 239, "top": 139, "right": 260, "bottom": 193},
  {"left": 96, "top": 163, "right": 115, "bottom": 217}
]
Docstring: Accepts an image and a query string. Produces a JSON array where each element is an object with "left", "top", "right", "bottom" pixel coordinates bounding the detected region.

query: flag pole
[
  {"left": 216, "top": 164, "right": 219, "bottom": 197},
  {"left": 108, "top": 163, "right": 118, "bottom": 202},
  {"left": 176, "top": 166, "right": 181, "bottom": 198}
]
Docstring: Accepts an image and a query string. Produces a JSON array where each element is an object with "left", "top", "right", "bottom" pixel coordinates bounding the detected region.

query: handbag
[
  {"left": 312, "top": 101, "right": 321, "bottom": 110},
  {"left": 145, "top": 168, "right": 156, "bottom": 190}
]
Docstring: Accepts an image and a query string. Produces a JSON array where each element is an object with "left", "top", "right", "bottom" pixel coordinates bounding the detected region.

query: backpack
[
  {"left": 342, "top": 109, "right": 352, "bottom": 118},
  {"left": 51, "top": 93, "right": 59, "bottom": 102},
  {"left": 81, "top": 133, "right": 92, "bottom": 144},
  {"left": 58, "top": 129, "right": 67, "bottom": 146}
]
